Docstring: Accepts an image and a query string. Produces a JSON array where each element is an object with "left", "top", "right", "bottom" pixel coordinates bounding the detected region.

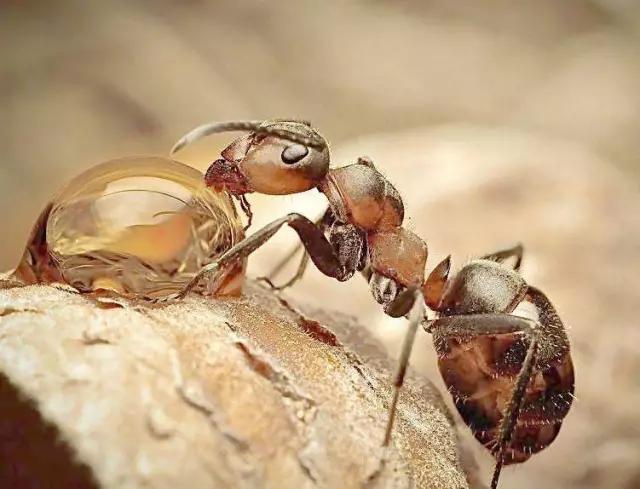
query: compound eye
[{"left": 281, "top": 144, "right": 309, "bottom": 164}]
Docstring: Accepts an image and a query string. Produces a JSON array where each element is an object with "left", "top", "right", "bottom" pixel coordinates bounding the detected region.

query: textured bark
[{"left": 0, "top": 280, "right": 470, "bottom": 489}]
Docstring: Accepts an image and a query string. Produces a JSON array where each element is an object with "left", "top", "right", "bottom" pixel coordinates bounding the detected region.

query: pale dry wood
[{"left": 0, "top": 280, "right": 471, "bottom": 489}]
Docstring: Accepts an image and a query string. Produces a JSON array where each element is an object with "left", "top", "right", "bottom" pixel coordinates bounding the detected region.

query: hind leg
[
  {"left": 430, "top": 313, "right": 539, "bottom": 489},
  {"left": 481, "top": 243, "right": 524, "bottom": 271}
]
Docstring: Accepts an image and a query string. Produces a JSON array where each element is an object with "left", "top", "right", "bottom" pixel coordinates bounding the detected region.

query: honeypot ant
[{"left": 167, "top": 119, "right": 575, "bottom": 488}]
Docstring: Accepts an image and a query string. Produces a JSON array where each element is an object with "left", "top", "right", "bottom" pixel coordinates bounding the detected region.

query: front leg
[
  {"left": 258, "top": 206, "right": 333, "bottom": 290},
  {"left": 161, "top": 213, "right": 353, "bottom": 301}
]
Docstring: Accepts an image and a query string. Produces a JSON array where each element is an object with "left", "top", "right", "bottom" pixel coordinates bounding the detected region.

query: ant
[{"left": 166, "top": 119, "right": 575, "bottom": 489}]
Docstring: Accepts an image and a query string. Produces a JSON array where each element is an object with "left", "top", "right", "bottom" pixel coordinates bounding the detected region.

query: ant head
[{"left": 171, "top": 119, "right": 330, "bottom": 195}]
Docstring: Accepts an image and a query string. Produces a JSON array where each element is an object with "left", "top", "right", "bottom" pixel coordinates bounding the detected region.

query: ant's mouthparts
[{"left": 204, "top": 158, "right": 249, "bottom": 195}]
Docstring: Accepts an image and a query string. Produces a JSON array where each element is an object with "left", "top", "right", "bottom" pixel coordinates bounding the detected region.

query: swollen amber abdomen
[
  {"left": 437, "top": 333, "right": 575, "bottom": 464},
  {"left": 13, "top": 156, "right": 245, "bottom": 299}
]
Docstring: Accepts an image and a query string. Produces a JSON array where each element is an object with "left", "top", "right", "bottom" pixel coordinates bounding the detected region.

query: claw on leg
[
  {"left": 365, "top": 444, "right": 392, "bottom": 487},
  {"left": 148, "top": 262, "right": 220, "bottom": 304}
]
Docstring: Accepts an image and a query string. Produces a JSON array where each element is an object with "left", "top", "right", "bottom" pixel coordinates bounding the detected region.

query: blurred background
[{"left": 2, "top": 1, "right": 639, "bottom": 488}]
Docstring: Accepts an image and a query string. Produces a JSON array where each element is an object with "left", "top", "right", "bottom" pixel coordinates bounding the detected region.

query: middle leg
[{"left": 380, "top": 287, "right": 426, "bottom": 447}]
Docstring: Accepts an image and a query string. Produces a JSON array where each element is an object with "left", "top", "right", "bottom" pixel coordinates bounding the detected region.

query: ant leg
[
  {"left": 525, "top": 286, "right": 568, "bottom": 345},
  {"left": 430, "top": 313, "right": 539, "bottom": 489},
  {"left": 258, "top": 242, "right": 304, "bottom": 281},
  {"left": 272, "top": 251, "right": 310, "bottom": 291},
  {"left": 481, "top": 243, "right": 524, "bottom": 271},
  {"left": 167, "top": 213, "right": 347, "bottom": 300},
  {"left": 381, "top": 287, "right": 425, "bottom": 446},
  {"left": 357, "top": 155, "right": 376, "bottom": 168},
  {"left": 258, "top": 207, "right": 333, "bottom": 290},
  {"left": 235, "top": 195, "right": 253, "bottom": 230},
  {"left": 492, "top": 335, "right": 537, "bottom": 489},
  {"left": 259, "top": 248, "right": 310, "bottom": 291}
]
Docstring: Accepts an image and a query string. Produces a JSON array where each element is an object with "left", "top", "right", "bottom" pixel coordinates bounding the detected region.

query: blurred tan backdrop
[{"left": 2, "top": 1, "right": 640, "bottom": 488}]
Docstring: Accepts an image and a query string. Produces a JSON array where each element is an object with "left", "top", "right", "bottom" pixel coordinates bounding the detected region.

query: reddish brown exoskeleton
[{"left": 166, "top": 119, "right": 575, "bottom": 488}]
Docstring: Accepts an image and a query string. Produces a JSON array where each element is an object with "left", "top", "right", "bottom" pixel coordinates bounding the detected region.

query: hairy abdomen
[{"left": 435, "top": 333, "right": 574, "bottom": 464}]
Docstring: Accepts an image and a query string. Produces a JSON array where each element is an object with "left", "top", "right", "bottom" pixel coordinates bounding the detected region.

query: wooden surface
[{"left": 0, "top": 281, "right": 470, "bottom": 489}]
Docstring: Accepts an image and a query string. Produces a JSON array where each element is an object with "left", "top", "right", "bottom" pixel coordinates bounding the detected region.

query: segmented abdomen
[{"left": 436, "top": 333, "right": 574, "bottom": 464}]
